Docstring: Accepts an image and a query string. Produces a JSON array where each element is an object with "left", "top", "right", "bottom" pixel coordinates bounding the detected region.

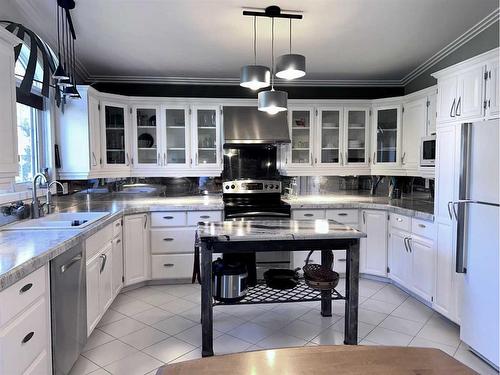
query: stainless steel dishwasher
[{"left": 50, "top": 243, "right": 87, "bottom": 375}]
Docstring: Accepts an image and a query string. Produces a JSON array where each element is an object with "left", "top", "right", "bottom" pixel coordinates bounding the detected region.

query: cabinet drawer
[
  {"left": 151, "top": 212, "right": 187, "bottom": 227},
  {"left": 326, "top": 209, "right": 358, "bottom": 224},
  {"left": 292, "top": 209, "right": 325, "bottom": 220},
  {"left": 0, "top": 266, "right": 46, "bottom": 327},
  {"left": 112, "top": 218, "right": 122, "bottom": 237},
  {"left": 86, "top": 224, "right": 113, "bottom": 259},
  {"left": 390, "top": 213, "right": 411, "bottom": 232},
  {"left": 0, "top": 297, "right": 48, "bottom": 375},
  {"left": 151, "top": 254, "right": 193, "bottom": 280},
  {"left": 411, "top": 218, "right": 435, "bottom": 239},
  {"left": 151, "top": 228, "right": 196, "bottom": 254},
  {"left": 187, "top": 211, "right": 222, "bottom": 226}
]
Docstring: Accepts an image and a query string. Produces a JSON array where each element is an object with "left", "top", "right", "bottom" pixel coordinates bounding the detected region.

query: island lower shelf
[{"left": 212, "top": 280, "right": 345, "bottom": 306}]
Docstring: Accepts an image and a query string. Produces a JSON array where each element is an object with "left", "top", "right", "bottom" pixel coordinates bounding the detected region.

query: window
[{"left": 15, "top": 103, "right": 39, "bottom": 184}]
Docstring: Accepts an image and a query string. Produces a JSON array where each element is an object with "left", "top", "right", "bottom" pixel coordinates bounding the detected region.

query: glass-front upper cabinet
[
  {"left": 192, "top": 106, "right": 221, "bottom": 168},
  {"left": 288, "top": 108, "right": 314, "bottom": 166},
  {"left": 317, "top": 108, "right": 342, "bottom": 165},
  {"left": 164, "top": 106, "right": 189, "bottom": 167},
  {"left": 132, "top": 106, "right": 161, "bottom": 167},
  {"left": 373, "top": 105, "right": 401, "bottom": 165},
  {"left": 344, "top": 108, "right": 369, "bottom": 165},
  {"left": 101, "top": 101, "right": 130, "bottom": 169}
]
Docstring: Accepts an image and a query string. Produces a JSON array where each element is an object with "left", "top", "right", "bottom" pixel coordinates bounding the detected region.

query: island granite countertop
[{"left": 0, "top": 192, "right": 432, "bottom": 291}]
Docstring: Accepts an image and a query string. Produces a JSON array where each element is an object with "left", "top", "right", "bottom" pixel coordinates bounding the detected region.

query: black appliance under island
[{"left": 196, "top": 219, "right": 366, "bottom": 357}]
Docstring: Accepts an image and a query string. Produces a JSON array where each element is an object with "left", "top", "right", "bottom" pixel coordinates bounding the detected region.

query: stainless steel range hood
[{"left": 223, "top": 106, "right": 290, "bottom": 145}]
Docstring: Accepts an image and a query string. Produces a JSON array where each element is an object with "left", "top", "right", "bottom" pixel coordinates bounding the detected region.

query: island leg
[
  {"left": 344, "top": 239, "right": 359, "bottom": 345},
  {"left": 320, "top": 250, "right": 333, "bottom": 317},
  {"left": 201, "top": 241, "right": 214, "bottom": 357}
]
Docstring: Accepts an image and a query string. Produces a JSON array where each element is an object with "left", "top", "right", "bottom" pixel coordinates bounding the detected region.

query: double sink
[{"left": 2, "top": 212, "right": 110, "bottom": 230}]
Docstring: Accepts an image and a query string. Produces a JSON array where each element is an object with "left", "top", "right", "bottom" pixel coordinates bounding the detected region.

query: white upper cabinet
[
  {"left": 164, "top": 105, "right": 190, "bottom": 169},
  {"left": 0, "top": 29, "right": 20, "bottom": 183},
  {"left": 427, "top": 91, "right": 437, "bottom": 135},
  {"left": 456, "top": 64, "right": 485, "bottom": 120},
  {"left": 402, "top": 98, "right": 427, "bottom": 172},
  {"left": 287, "top": 107, "right": 315, "bottom": 167},
  {"left": 371, "top": 104, "right": 402, "bottom": 170},
  {"left": 101, "top": 101, "right": 131, "bottom": 173},
  {"left": 436, "top": 75, "right": 459, "bottom": 124},
  {"left": 191, "top": 106, "right": 222, "bottom": 171},
  {"left": 132, "top": 105, "right": 161, "bottom": 170},
  {"left": 317, "top": 108, "right": 342, "bottom": 166},
  {"left": 344, "top": 107, "right": 370, "bottom": 166},
  {"left": 485, "top": 58, "right": 500, "bottom": 119}
]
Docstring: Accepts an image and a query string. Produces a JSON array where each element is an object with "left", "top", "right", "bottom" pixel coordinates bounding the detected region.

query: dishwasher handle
[{"left": 60, "top": 254, "right": 83, "bottom": 273}]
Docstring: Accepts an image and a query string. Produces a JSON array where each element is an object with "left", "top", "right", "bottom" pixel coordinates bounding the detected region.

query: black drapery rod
[{"left": 243, "top": 6, "right": 302, "bottom": 20}]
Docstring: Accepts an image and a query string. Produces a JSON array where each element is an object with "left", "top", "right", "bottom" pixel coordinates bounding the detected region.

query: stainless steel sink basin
[{"left": 3, "top": 212, "right": 110, "bottom": 230}]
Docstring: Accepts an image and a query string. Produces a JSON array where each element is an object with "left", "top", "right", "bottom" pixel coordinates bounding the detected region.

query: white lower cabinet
[
  {"left": 360, "top": 210, "right": 388, "bottom": 276},
  {"left": 409, "top": 235, "right": 435, "bottom": 302},
  {"left": 124, "top": 214, "right": 150, "bottom": 286},
  {"left": 86, "top": 254, "right": 101, "bottom": 334},
  {"left": 0, "top": 265, "right": 51, "bottom": 375},
  {"left": 111, "top": 234, "right": 124, "bottom": 296},
  {"left": 388, "top": 230, "right": 412, "bottom": 286}
]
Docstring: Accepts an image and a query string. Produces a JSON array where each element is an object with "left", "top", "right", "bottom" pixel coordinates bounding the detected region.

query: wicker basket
[{"left": 302, "top": 250, "right": 339, "bottom": 290}]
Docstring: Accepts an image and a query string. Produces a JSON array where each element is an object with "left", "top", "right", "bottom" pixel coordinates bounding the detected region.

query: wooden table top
[{"left": 156, "top": 345, "right": 476, "bottom": 375}]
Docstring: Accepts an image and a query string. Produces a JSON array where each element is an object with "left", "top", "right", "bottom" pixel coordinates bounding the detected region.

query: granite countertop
[
  {"left": 0, "top": 192, "right": 432, "bottom": 291},
  {"left": 197, "top": 219, "right": 366, "bottom": 243}
]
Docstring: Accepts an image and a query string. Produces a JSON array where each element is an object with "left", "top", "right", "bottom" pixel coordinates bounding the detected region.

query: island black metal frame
[{"left": 199, "top": 237, "right": 360, "bottom": 357}]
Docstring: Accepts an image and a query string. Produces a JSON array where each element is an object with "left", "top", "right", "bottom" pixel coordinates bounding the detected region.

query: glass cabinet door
[
  {"left": 134, "top": 106, "right": 160, "bottom": 166},
  {"left": 375, "top": 107, "right": 400, "bottom": 163},
  {"left": 289, "top": 109, "right": 313, "bottom": 165},
  {"left": 345, "top": 108, "right": 368, "bottom": 164},
  {"left": 165, "top": 107, "right": 188, "bottom": 166},
  {"left": 193, "top": 107, "right": 220, "bottom": 167},
  {"left": 318, "top": 109, "right": 341, "bottom": 165},
  {"left": 102, "top": 103, "right": 128, "bottom": 167}
]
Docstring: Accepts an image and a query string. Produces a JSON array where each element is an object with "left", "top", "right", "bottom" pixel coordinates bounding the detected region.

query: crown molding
[
  {"left": 401, "top": 8, "right": 499, "bottom": 85},
  {"left": 10, "top": 3, "right": 500, "bottom": 88}
]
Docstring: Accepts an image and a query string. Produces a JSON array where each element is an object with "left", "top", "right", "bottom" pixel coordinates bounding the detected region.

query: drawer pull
[
  {"left": 115, "top": 222, "right": 121, "bottom": 227},
  {"left": 19, "top": 283, "right": 33, "bottom": 294},
  {"left": 116, "top": 239, "right": 121, "bottom": 244},
  {"left": 337, "top": 213, "right": 348, "bottom": 216},
  {"left": 304, "top": 213, "right": 314, "bottom": 217},
  {"left": 22, "top": 332, "right": 34, "bottom": 344},
  {"left": 418, "top": 224, "right": 426, "bottom": 228},
  {"left": 163, "top": 263, "right": 175, "bottom": 267},
  {"left": 200, "top": 215, "right": 210, "bottom": 219},
  {"left": 396, "top": 218, "right": 403, "bottom": 222},
  {"left": 163, "top": 216, "right": 174, "bottom": 220},
  {"left": 338, "top": 258, "right": 347, "bottom": 262},
  {"left": 163, "top": 238, "right": 174, "bottom": 242}
]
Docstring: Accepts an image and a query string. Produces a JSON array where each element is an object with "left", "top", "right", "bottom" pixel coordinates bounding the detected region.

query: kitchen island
[{"left": 197, "top": 219, "right": 366, "bottom": 357}]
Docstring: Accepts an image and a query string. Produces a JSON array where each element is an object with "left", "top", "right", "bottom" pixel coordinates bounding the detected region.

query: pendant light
[
  {"left": 63, "top": 28, "right": 80, "bottom": 98},
  {"left": 258, "top": 17, "right": 287, "bottom": 114},
  {"left": 58, "top": 13, "right": 73, "bottom": 87},
  {"left": 240, "top": 17, "right": 270, "bottom": 90},
  {"left": 52, "top": 5, "right": 69, "bottom": 80},
  {"left": 276, "top": 19, "right": 306, "bottom": 80}
]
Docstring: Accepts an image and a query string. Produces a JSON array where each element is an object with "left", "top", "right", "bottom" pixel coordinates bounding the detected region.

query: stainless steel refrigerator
[{"left": 450, "top": 119, "right": 499, "bottom": 368}]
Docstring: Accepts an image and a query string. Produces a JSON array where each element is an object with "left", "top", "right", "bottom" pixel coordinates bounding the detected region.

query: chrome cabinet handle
[
  {"left": 407, "top": 238, "right": 412, "bottom": 253},
  {"left": 447, "top": 201, "right": 454, "bottom": 220},
  {"left": 310, "top": 152, "right": 313, "bottom": 165},
  {"left": 195, "top": 153, "right": 198, "bottom": 165},
  {"left": 337, "top": 213, "right": 348, "bottom": 216},
  {"left": 91, "top": 152, "right": 97, "bottom": 166},
  {"left": 163, "top": 216, "right": 174, "bottom": 220},
  {"left": 163, "top": 238, "right": 174, "bottom": 241},
  {"left": 456, "top": 97, "right": 461, "bottom": 116},
  {"left": 315, "top": 157, "right": 318, "bottom": 164},
  {"left": 403, "top": 237, "right": 409, "bottom": 252},
  {"left": 345, "top": 151, "right": 348, "bottom": 164},
  {"left": 144, "top": 215, "right": 148, "bottom": 229},
  {"left": 418, "top": 223, "right": 426, "bottom": 228},
  {"left": 60, "top": 254, "right": 83, "bottom": 273},
  {"left": 163, "top": 152, "right": 166, "bottom": 165},
  {"left": 362, "top": 211, "right": 366, "bottom": 224},
  {"left": 158, "top": 152, "right": 161, "bottom": 166},
  {"left": 99, "top": 254, "right": 107, "bottom": 273},
  {"left": 401, "top": 152, "right": 406, "bottom": 164},
  {"left": 200, "top": 215, "right": 210, "bottom": 219},
  {"left": 20, "top": 283, "right": 33, "bottom": 294},
  {"left": 450, "top": 98, "right": 456, "bottom": 118},
  {"left": 338, "top": 258, "right": 347, "bottom": 262},
  {"left": 22, "top": 332, "right": 34, "bottom": 344},
  {"left": 126, "top": 153, "right": 130, "bottom": 166},
  {"left": 163, "top": 263, "right": 174, "bottom": 267},
  {"left": 116, "top": 239, "right": 121, "bottom": 244},
  {"left": 304, "top": 213, "right": 314, "bottom": 217},
  {"left": 340, "top": 152, "right": 343, "bottom": 165},
  {"left": 373, "top": 152, "right": 376, "bottom": 164}
]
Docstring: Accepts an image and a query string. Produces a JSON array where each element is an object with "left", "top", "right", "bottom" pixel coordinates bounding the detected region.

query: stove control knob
[
  {"left": 275, "top": 184, "right": 279, "bottom": 189},
  {"left": 264, "top": 184, "right": 268, "bottom": 189},
  {"left": 225, "top": 185, "right": 229, "bottom": 190},
  {"left": 231, "top": 185, "right": 235, "bottom": 189}
]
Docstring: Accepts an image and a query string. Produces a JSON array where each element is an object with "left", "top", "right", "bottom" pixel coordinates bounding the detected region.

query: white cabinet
[
  {"left": 316, "top": 107, "right": 342, "bottom": 166},
  {"left": 436, "top": 75, "right": 458, "bottom": 124},
  {"left": 101, "top": 101, "right": 131, "bottom": 173},
  {"left": 111, "top": 234, "right": 123, "bottom": 297},
  {"left": 371, "top": 104, "right": 402, "bottom": 171},
  {"left": 427, "top": 92, "right": 437, "bottom": 135},
  {"left": 164, "top": 105, "right": 190, "bottom": 169},
  {"left": 402, "top": 98, "right": 427, "bottom": 172},
  {"left": 0, "top": 29, "right": 20, "bottom": 183},
  {"left": 409, "top": 235, "right": 435, "bottom": 302},
  {"left": 124, "top": 213, "right": 150, "bottom": 286},
  {"left": 132, "top": 105, "right": 162, "bottom": 171},
  {"left": 286, "top": 107, "right": 315, "bottom": 168},
  {"left": 86, "top": 253, "right": 101, "bottom": 333},
  {"left": 191, "top": 106, "right": 222, "bottom": 171},
  {"left": 343, "top": 107, "right": 370, "bottom": 166},
  {"left": 99, "top": 244, "right": 114, "bottom": 313},
  {"left": 456, "top": 64, "right": 485, "bottom": 120},
  {"left": 388, "top": 230, "right": 411, "bottom": 287},
  {"left": 360, "top": 210, "right": 388, "bottom": 276},
  {"left": 485, "top": 58, "right": 500, "bottom": 119}
]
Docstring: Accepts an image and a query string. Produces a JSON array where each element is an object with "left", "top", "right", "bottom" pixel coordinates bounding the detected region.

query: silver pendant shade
[
  {"left": 258, "top": 89, "right": 288, "bottom": 115},
  {"left": 276, "top": 19, "right": 306, "bottom": 80}
]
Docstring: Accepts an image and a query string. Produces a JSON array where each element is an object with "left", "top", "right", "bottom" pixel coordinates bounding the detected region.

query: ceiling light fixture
[
  {"left": 258, "top": 17, "right": 287, "bottom": 115},
  {"left": 58, "top": 13, "right": 73, "bottom": 87},
  {"left": 52, "top": 5, "right": 69, "bottom": 80},
  {"left": 275, "top": 19, "right": 306, "bottom": 80},
  {"left": 240, "top": 16, "right": 270, "bottom": 90}
]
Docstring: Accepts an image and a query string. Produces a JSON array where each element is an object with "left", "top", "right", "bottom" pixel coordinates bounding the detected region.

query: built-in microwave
[{"left": 420, "top": 135, "right": 436, "bottom": 167}]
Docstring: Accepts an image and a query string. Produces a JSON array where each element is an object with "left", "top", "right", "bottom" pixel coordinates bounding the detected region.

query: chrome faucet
[
  {"left": 31, "top": 173, "right": 48, "bottom": 218},
  {"left": 46, "top": 180, "right": 64, "bottom": 215}
]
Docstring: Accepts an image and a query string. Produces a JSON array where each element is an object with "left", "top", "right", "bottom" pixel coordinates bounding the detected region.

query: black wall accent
[{"left": 90, "top": 82, "right": 404, "bottom": 100}]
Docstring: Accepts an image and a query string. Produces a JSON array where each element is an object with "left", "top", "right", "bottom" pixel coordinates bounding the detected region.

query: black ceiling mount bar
[{"left": 243, "top": 5, "right": 303, "bottom": 20}]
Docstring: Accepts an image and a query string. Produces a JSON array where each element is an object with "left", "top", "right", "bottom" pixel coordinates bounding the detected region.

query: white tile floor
[{"left": 70, "top": 278, "right": 499, "bottom": 375}]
